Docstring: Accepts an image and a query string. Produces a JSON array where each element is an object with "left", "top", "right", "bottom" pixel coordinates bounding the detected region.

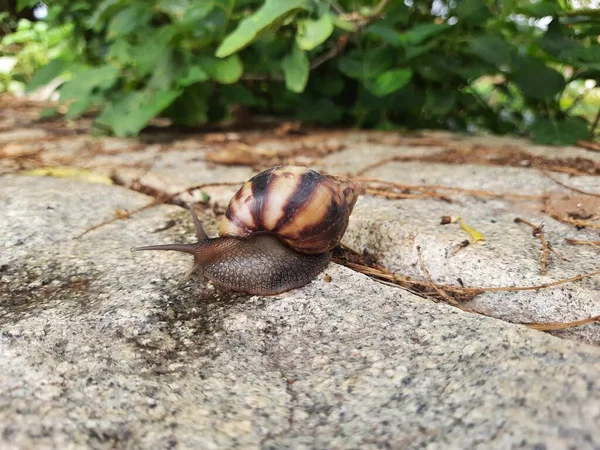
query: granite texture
[{"left": 1, "top": 176, "right": 600, "bottom": 449}]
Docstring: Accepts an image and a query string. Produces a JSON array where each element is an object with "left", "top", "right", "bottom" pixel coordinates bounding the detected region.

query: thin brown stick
[
  {"left": 565, "top": 238, "right": 600, "bottom": 250},
  {"left": 546, "top": 209, "right": 600, "bottom": 230},
  {"left": 354, "top": 146, "right": 600, "bottom": 178},
  {"left": 337, "top": 259, "right": 600, "bottom": 330},
  {"left": 340, "top": 260, "right": 600, "bottom": 295},
  {"left": 416, "top": 246, "right": 458, "bottom": 306},
  {"left": 514, "top": 218, "right": 550, "bottom": 274},
  {"left": 469, "top": 269, "right": 600, "bottom": 293},
  {"left": 577, "top": 140, "right": 600, "bottom": 152},
  {"left": 547, "top": 243, "right": 571, "bottom": 261},
  {"left": 356, "top": 177, "right": 544, "bottom": 201},
  {"left": 75, "top": 201, "right": 160, "bottom": 239},
  {"left": 365, "top": 187, "right": 437, "bottom": 200},
  {"left": 75, "top": 181, "right": 244, "bottom": 238},
  {"left": 541, "top": 170, "right": 600, "bottom": 198},
  {"left": 524, "top": 314, "right": 600, "bottom": 331},
  {"left": 354, "top": 157, "right": 399, "bottom": 176}
]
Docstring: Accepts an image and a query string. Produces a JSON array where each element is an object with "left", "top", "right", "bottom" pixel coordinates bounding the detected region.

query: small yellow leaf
[
  {"left": 21, "top": 167, "right": 113, "bottom": 185},
  {"left": 457, "top": 217, "right": 485, "bottom": 242}
]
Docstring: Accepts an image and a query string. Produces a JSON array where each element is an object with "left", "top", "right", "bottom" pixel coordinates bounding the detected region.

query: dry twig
[
  {"left": 357, "top": 177, "right": 543, "bottom": 201},
  {"left": 541, "top": 170, "right": 600, "bottom": 198},
  {"left": 514, "top": 218, "right": 550, "bottom": 274},
  {"left": 354, "top": 145, "right": 600, "bottom": 177},
  {"left": 75, "top": 181, "right": 244, "bottom": 238},
  {"left": 416, "top": 246, "right": 460, "bottom": 307},
  {"left": 334, "top": 245, "right": 600, "bottom": 331},
  {"left": 524, "top": 314, "right": 600, "bottom": 331},
  {"left": 365, "top": 187, "right": 443, "bottom": 201},
  {"left": 546, "top": 208, "right": 600, "bottom": 230},
  {"left": 577, "top": 140, "right": 600, "bottom": 152},
  {"left": 565, "top": 238, "right": 600, "bottom": 250}
]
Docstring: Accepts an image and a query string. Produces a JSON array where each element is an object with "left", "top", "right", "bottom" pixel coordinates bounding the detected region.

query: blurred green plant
[
  {"left": 11, "top": 0, "right": 600, "bottom": 144},
  {"left": 0, "top": 15, "right": 74, "bottom": 94}
]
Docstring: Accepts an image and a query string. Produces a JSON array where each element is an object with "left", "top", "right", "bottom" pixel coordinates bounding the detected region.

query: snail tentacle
[
  {"left": 188, "top": 204, "right": 208, "bottom": 239},
  {"left": 132, "top": 243, "right": 200, "bottom": 254}
]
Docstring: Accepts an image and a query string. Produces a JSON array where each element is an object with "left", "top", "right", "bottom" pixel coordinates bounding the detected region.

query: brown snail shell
[{"left": 219, "top": 165, "right": 361, "bottom": 254}]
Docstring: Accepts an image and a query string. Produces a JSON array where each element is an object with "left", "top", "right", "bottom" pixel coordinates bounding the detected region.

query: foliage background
[{"left": 2, "top": 0, "right": 600, "bottom": 144}]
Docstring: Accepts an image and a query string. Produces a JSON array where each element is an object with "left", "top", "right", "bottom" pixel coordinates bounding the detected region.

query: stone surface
[
  {"left": 342, "top": 163, "right": 600, "bottom": 344},
  {"left": 2, "top": 176, "right": 600, "bottom": 449}
]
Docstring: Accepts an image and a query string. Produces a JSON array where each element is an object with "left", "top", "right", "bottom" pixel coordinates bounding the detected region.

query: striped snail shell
[
  {"left": 219, "top": 165, "right": 361, "bottom": 254},
  {"left": 134, "top": 165, "right": 362, "bottom": 296}
]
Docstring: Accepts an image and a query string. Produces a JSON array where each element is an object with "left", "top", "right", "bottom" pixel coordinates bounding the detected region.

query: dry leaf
[
  {"left": 205, "top": 142, "right": 276, "bottom": 166},
  {"left": 21, "top": 167, "right": 113, "bottom": 185}
]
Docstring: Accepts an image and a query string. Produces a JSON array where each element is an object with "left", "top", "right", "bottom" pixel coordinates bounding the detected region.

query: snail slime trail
[{"left": 134, "top": 165, "right": 362, "bottom": 296}]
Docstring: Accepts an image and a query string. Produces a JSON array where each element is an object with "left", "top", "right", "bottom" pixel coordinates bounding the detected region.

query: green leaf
[
  {"left": 201, "top": 55, "right": 243, "bottom": 84},
  {"left": 366, "top": 21, "right": 403, "bottom": 47},
  {"left": 59, "top": 65, "right": 119, "bottom": 101},
  {"left": 96, "top": 90, "right": 181, "bottom": 136},
  {"left": 560, "top": 45, "right": 600, "bottom": 63},
  {"left": 220, "top": 84, "right": 258, "bottom": 106},
  {"left": 468, "top": 35, "right": 514, "bottom": 66},
  {"left": 134, "top": 26, "right": 178, "bottom": 76},
  {"left": 404, "top": 44, "right": 433, "bottom": 60},
  {"left": 530, "top": 117, "right": 590, "bottom": 145},
  {"left": 107, "top": 38, "right": 134, "bottom": 64},
  {"left": 330, "top": 15, "right": 355, "bottom": 31},
  {"left": 157, "top": 0, "right": 192, "bottom": 20},
  {"left": 107, "top": 5, "right": 152, "bottom": 39},
  {"left": 338, "top": 48, "right": 395, "bottom": 80},
  {"left": 39, "top": 107, "right": 59, "bottom": 119},
  {"left": 385, "top": 2, "right": 410, "bottom": 25},
  {"left": 364, "top": 68, "right": 412, "bottom": 97},
  {"left": 295, "top": 14, "right": 334, "bottom": 51},
  {"left": 90, "top": 0, "right": 123, "bottom": 31},
  {"left": 538, "top": 19, "right": 579, "bottom": 57},
  {"left": 398, "top": 24, "right": 451, "bottom": 46},
  {"left": 66, "top": 98, "right": 94, "bottom": 119},
  {"left": 424, "top": 89, "right": 457, "bottom": 115},
  {"left": 517, "top": 1, "right": 558, "bottom": 17},
  {"left": 178, "top": 4, "right": 214, "bottom": 25},
  {"left": 416, "top": 63, "right": 446, "bottom": 81},
  {"left": 282, "top": 44, "right": 309, "bottom": 93},
  {"left": 296, "top": 98, "right": 343, "bottom": 124},
  {"left": 455, "top": 0, "right": 492, "bottom": 25},
  {"left": 148, "top": 49, "right": 190, "bottom": 90},
  {"left": 184, "top": 7, "right": 228, "bottom": 46},
  {"left": 16, "top": 0, "right": 38, "bottom": 11},
  {"left": 511, "top": 56, "right": 564, "bottom": 100},
  {"left": 26, "top": 58, "right": 67, "bottom": 93},
  {"left": 215, "top": 0, "right": 310, "bottom": 57},
  {"left": 165, "top": 84, "right": 209, "bottom": 126},
  {"left": 313, "top": 75, "right": 344, "bottom": 96},
  {"left": 178, "top": 65, "right": 210, "bottom": 87}
]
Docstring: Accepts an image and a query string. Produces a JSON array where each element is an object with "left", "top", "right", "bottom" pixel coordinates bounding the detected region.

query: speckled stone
[
  {"left": 341, "top": 164, "right": 600, "bottom": 344},
  {"left": 1, "top": 176, "right": 600, "bottom": 449}
]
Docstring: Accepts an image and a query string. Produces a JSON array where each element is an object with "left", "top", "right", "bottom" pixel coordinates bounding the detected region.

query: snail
[{"left": 133, "top": 165, "right": 362, "bottom": 296}]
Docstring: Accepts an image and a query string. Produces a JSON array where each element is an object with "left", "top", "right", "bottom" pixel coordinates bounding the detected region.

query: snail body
[{"left": 134, "top": 165, "right": 361, "bottom": 296}]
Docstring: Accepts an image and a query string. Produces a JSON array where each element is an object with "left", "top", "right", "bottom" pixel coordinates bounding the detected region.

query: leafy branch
[{"left": 10, "top": 0, "right": 599, "bottom": 144}]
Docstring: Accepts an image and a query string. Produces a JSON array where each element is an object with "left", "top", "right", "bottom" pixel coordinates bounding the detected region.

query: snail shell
[{"left": 219, "top": 165, "right": 361, "bottom": 254}]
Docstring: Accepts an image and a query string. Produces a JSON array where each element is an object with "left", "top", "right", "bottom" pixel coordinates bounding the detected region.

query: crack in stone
[{"left": 259, "top": 369, "right": 298, "bottom": 450}]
